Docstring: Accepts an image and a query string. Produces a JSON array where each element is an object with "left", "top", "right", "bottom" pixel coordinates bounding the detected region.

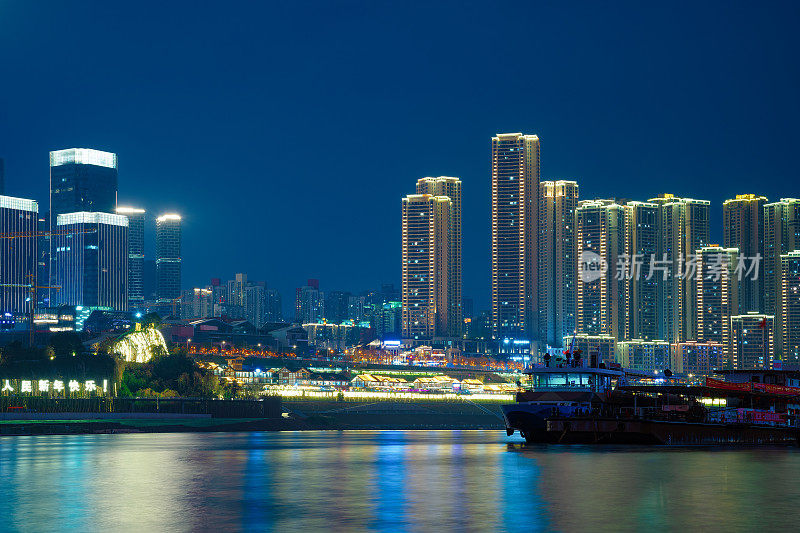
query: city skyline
[
  {"left": 4, "top": 4, "right": 800, "bottom": 528},
  {"left": 2, "top": 2, "right": 800, "bottom": 312},
  {"left": 2, "top": 138, "right": 798, "bottom": 322}
]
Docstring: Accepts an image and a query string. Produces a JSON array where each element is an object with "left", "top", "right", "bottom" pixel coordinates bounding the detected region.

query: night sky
[{"left": 1, "top": 1, "right": 799, "bottom": 313}]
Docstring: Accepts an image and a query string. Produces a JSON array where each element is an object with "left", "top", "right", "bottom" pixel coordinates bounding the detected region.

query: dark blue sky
[{"left": 1, "top": 1, "right": 799, "bottom": 312}]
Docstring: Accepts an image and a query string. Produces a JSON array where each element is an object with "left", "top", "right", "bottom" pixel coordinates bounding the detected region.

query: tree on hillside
[
  {"left": 49, "top": 331, "right": 85, "bottom": 357},
  {"left": 141, "top": 312, "right": 162, "bottom": 329}
]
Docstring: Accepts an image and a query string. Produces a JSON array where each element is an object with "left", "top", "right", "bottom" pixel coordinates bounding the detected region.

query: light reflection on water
[{"left": 1, "top": 431, "right": 799, "bottom": 531}]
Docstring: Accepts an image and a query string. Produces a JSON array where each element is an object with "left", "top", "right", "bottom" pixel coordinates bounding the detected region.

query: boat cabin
[{"left": 524, "top": 366, "right": 623, "bottom": 395}]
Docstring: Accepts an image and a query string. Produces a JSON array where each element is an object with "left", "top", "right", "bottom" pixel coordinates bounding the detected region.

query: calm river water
[{"left": 1, "top": 430, "right": 799, "bottom": 532}]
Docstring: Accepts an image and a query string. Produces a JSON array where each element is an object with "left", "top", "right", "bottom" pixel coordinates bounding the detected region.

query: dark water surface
[{"left": 1, "top": 430, "right": 799, "bottom": 532}]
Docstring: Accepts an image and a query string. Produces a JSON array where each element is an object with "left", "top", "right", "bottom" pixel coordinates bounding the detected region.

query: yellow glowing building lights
[
  {"left": 695, "top": 246, "right": 739, "bottom": 364},
  {"left": 781, "top": 251, "right": 800, "bottom": 363},
  {"left": 538, "top": 180, "right": 579, "bottom": 347},
  {"left": 401, "top": 193, "right": 453, "bottom": 338},
  {"left": 491, "top": 133, "right": 540, "bottom": 340},
  {"left": 576, "top": 200, "right": 625, "bottom": 339}
]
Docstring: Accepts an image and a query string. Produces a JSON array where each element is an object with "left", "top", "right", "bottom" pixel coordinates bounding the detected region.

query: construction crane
[
  {"left": 0, "top": 228, "right": 91, "bottom": 346},
  {"left": 0, "top": 277, "right": 60, "bottom": 347}
]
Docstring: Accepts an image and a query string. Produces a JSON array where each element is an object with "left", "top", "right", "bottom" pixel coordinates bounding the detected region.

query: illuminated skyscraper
[
  {"left": 616, "top": 339, "right": 671, "bottom": 374},
  {"left": 491, "top": 133, "right": 540, "bottom": 341},
  {"left": 182, "top": 287, "right": 213, "bottom": 320},
  {"left": 695, "top": 246, "right": 739, "bottom": 362},
  {"left": 763, "top": 198, "right": 800, "bottom": 358},
  {"left": 576, "top": 200, "right": 626, "bottom": 339},
  {"left": 402, "top": 193, "right": 453, "bottom": 338},
  {"left": 227, "top": 273, "right": 248, "bottom": 311},
  {"left": 265, "top": 288, "right": 282, "bottom": 322},
  {"left": 730, "top": 312, "right": 774, "bottom": 370},
  {"left": 49, "top": 149, "right": 119, "bottom": 301},
  {"left": 156, "top": 214, "right": 182, "bottom": 301},
  {"left": 296, "top": 281, "right": 324, "bottom": 323},
  {"left": 648, "top": 194, "right": 710, "bottom": 343},
  {"left": 622, "top": 201, "right": 659, "bottom": 340},
  {"left": 116, "top": 206, "right": 145, "bottom": 307},
  {"left": 49, "top": 149, "right": 118, "bottom": 224},
  {"left": 723, "top": 194, "right": 767, "bottom": 313},
  {"left": 781, "top": 251, "right": 800, "bottom": 364},
  {"left": 538, "top": 180, "right": 578, "bottom": 347},
  {"left": 0, "top": 195, "right": 38, "bottom": 321},
  {"left": 416, "top": 176, "right": 462, "bottom": 336},
  {"left": 244, "top": 283, "right": 266, "bottom": 327},
  {"left": 52, "top": 212, "right": 128, "bottom": 311},
  {"left": 672, "top": 341, "right": 724, "bottom": 376}
]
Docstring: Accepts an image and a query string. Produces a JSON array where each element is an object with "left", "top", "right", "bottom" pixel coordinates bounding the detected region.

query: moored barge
[{"left": 503, "top": 363, "right": 800, "bottom": 445}]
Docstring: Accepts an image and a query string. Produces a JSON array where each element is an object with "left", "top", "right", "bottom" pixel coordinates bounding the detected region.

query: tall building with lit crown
[
  {"left": 723, "top": 194, "right": 767, "bottom": 313},
  {"left": 576, "top": 200, "right": 626, "bottom": 339},
  {"left": 416, "top": 176, "right": 462, "bottom": 336},
  {"left": 648, "top": 194, "right": 710, "bottom": 343},
  {"left": 623, "top": 201, "right": 659, "bottom": 340},
  {"left": 0, "top": 195, "right": 38, "bottom": 321},
  {"left": 116, "top": 207, "right": 145, "bottom": 306},
  {"left": 49, "top": 149, "right": 118, "bottom": 223},
  {"left": 695, "top": 246, "right": 740, "bottom": 361},
  {"left": 402, "top": 193, "right": 453, "bottom": 338},
  {"left": 52, "top": 212, "right": 128, "bottom": 311},
  {"left": 49, "top": 149, "right": 119, "bottom": 301},
  {"left": 730, "top": 312, "right": 774, "bottom": 370},
  {"left": 538, "top": 180, "right": 578, "bottom": 347},
  {"left": 156, "top": 214, "right": 181, "bottom": 301},
  {"left": 764, "top": 198, "right": 800, "bottom": 358},
  {"left": 781, "top": 251, "right": 800, "bottom": 364},
  {"left": 491, "top": 133, "right": 540, "bottom": 342},
  {"left": 182, "top": 288, "right": 213, "bottom": 320}
]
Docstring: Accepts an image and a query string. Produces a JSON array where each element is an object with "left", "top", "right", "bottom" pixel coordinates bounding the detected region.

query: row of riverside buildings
[
  {"left": 400, "top": 133, "right": 800, "bottom": 373},
  {"left": 0, "top": 150, "right": 182, "bottom": 332}
]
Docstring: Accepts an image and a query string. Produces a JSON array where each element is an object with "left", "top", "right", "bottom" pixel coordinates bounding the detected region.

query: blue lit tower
[
  {"left": 52, "top": 212, "right": 129, "bottom": 311},
  {"left": 156, "top": 214, "right": 182, "bottom": 301},
  {"left": 49, "top": 149, "right": 118, "bottom": 223},
  {"left": 0, "top": 195, "right": 38, "bottom": 322},
  {"left": 116, "top": 206, "right": 146, "bottom": 307}
]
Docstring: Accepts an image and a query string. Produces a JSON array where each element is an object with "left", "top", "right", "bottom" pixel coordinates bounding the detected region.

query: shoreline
[
  {"left": 0, "top": 415, "right": 504, "bottom": 437},
  {"left": 0, "top": 397, "right": 509, "bottom": 436},
  {"left": 0, "top": 416, "right": 505, "bottom": 436}
]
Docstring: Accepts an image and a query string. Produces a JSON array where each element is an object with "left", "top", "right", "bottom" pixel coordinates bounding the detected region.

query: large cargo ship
[{"left": 503, "top": 363, "right": 800, "bottom": 445}]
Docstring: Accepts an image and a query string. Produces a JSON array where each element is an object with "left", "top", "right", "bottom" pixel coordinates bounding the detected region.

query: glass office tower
[
  {"left": 116, "top": 206, "right": 146, "bottom": 306},
  {"left": 156, "top": 213, "right": 182, "bottom": 301},
  {"left": 52, "top": 212, "right": 129, "bottom": 311}
]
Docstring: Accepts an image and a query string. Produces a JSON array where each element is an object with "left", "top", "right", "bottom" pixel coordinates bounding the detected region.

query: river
[{"left": 1, "top": 430, "right": 798, "bottom": 531}]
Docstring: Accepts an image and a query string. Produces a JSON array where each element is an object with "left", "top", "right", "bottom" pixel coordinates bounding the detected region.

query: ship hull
[
  {"left": 502, "top": 403, "right": 553, "bottom": 443},
  {"left": 545, "top": 417, "right": 800, "bottom": 446}
]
